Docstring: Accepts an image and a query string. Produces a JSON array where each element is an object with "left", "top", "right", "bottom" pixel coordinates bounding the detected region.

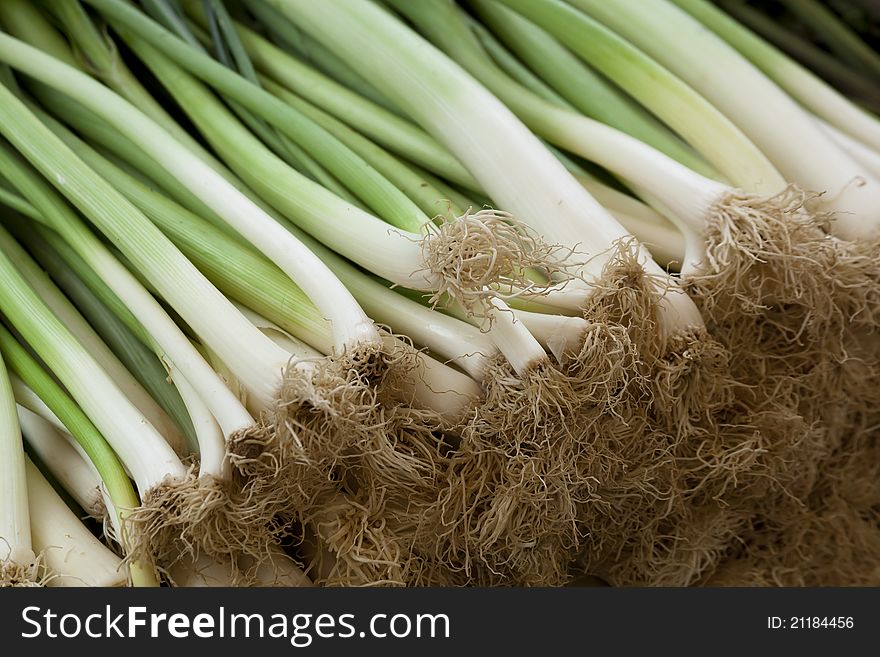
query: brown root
[
  {"left": 706, "top": 417, "right": 880, "bottom": 588},
  {"left": 124, "top": 468, "right": 286, "bottom": 585},
  {"left": 658, "top": 188, "right": 880, "bottom": 588},
  {"left": 421, "top": 208, "right": 578, "bottom": 320},
  {"left": 304, "top": 493, "right": 408, "bottom": 587},
  {"left": 408, "top": 354, "right": 633, "bottom": 586},
  {"left": 692, "top": 186, "right": 839, "bottom": 321},
  {"left": 580, "top": 238, "right": 665, "bottom": 359},
  {"left": 601, "top": 505, "right": 750, "bottom": 587},
  {"left": 229, "top": 342, "right": 412, "bottom": 520},
  {"left": 686, "top": 188, "right": 880, "bottom": 427},
  {"left": 706, "top": 503, "right": 880, "bottom": 587},
  {"left": 230, "top": 338, "right": 452, "bottom": 587}
]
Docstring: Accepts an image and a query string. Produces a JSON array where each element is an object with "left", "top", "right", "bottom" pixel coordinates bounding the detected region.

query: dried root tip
[
  {"left": 0, "top": 559, "right": 43, "bottom": 587},
  {"left": 124, "top": 468, "right": 284, "bottom": 585},
  {"left": 702, "top": 559, "right": 776, "bottom": 587},
  {"left": 580, "top": 238, "right": 668, "bottom": 359},
  {"left": 600, "top": 506, "right": 748, "bottom": 587},
  {"left": 232, "top": 335, "right": 450, "bottom": 548},
  {"left": 649, "top": 328, "right": 738, "bottom": 437},
  {"left": 227, "top": 420, "right": 332, "bottom": 525},
  {"left": 692, "top": 185, "right": 841, "bottom": 324},
  {"left": 849, "top": 237, "right": 880, "bottom": 330},
  {"left": 708, "top": 506, "right": 880, "bottom": 587},
  {"left": 422, "top": 208, "right": 577, "bottom": 318},
  {"left": 305, "top": 494, "right": 407, "bottom": 587},
  {"left": 407, "top": 357, "right": 604, "bottom": 586},
  {"left": 565, "top": 321, "right": 638, "bottom": 421}
]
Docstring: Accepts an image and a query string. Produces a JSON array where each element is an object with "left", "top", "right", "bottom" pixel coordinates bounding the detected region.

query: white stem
[
  {"left": 0, "top": 235, "right": 185, "bottom": 496},
  {"left": 10, "top": 374, "right": 120, "bottom": 536},
  {"left": 673, "top": 0, "right": 880, "bottom": 153},
  {"left": 816, "top": 116, "right": 880, "bottom": 181},
  {"left": 166, "top": 367, "right": 229, "bottom": 481},
  {"left": 324, "top": 263, "right": 495, "bottom": 381},
  {"left": 25, "top": 459, "right": 125, "bottom": 587},
  {"left": 29, "top": 194, "right": 262, "bottom": 425},
  {"left": 577, "top": 175, "right": 677, "bottom": 226},
  {"left": 236, "top": 305, "right": 324, "bottom": 360},
  {"left": 241, "top": 305, "right": 481, "bottom": 422},
  {"left": 10, "top": 377, "right": 122, "bottom": 516},
  {"left": 485, "top": 297, "right": 550, "bottom": 376},
  {"left": 17, "top": 406, "right": 104, "bottom": 519},
  {"left": 515, "top": 309, "right": 590, "bottom": 362},
  {"left": 636, "top": 192, "right": 707, "bottom": 278},
  {"left": 576, "top": 0, "right": 880, "bottom": 238},
  {"left": 10, "top": 375, "right": 67, "bottom": 435},
  {"left": 0, "top": 81, "right": 288, "bottom": 415},
  {"left": 4, "top": 233, "right": 188, "bottom": 454},
  {"left": 0, "top": 352, "right": 32, "bottom": 566},
  {"left": 609, "top": 210, "right": 686, "bottom": 269},
  {"left": 170, "top": 549, "right": 312, "bottom": 587},
  {"left": 575, "top": 174, "right": 691, "bottom": 266},
  {"left": 0, "top": 33, "right": 378, "bottom": 352},
  {"left": 529, "top": 106, "right": 728, "bottom": 237}
]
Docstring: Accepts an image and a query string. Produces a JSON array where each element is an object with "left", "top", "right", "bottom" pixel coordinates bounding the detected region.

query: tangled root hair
[{"left": 422, "top": 208, "right": 580, "bottom": 321}]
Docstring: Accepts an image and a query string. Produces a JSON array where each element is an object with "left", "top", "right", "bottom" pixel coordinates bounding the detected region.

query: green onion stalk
[
  {"left": 192, "top": 0, "right": 480, "bottom": 193},
  {"left": 0, "top": 16, "right": 582, "bottom": 582},
  {"left": 25, "top": 458, "right": 128, "bottom": 587},
  {"left": 93, "top": 2, "right": 639, "bottom": 583},
  {"left": 777, "top": 0, "right": 880, "bottom": 80},
  {"left": 85, "top": 0, "right": 569, "bottom": 319},
  {"left": 229, "top": 13, "right": 684, "bottom": 269},
  {"left": 124, "top": 32, "right": 587, "bottom": 383},
  {"left": 0, "top": 305, "right": 157, "bottom": 587},
  {"left": 195, "top": 9, "right": 679, "bottom": 271},
  {"left": 386, "top": 0, "right": 871, "bottom": 431},
  {"left": 0, "top": 343, "right": 38, "bottom": 586},
  {"left": 554, "top": 1, "right": 880, "bottom": 438},
  {"left": 22, "top": 0, "right": 289, "bottom": 220},
  {"left": 0, "top": 106, "right": 296, "bottom": 583},
  {"left": 241, "top": 0, "right": 404, "bottom": 116},
  {"left": 0, "top": 6, "right": 437, "bottom": 554},
  {"left": 711, "top": 0, "right": 880, "bottom": 116},
  {"left": 17, "top": 405, "right": 107, "bottom": 523},
  {"left": 478, "top": 3, "right": 874, "bottom": 406},
  {"left": 265, "top": 0, "right": 706, "bottom": 336},
  {"left": 15, "top": 77, "right": 483, "bottom": 585},
  {"left": 7, "top": 218, "right": 198, "bottom": 452},
  {"left": 470, "top": 0, "right": 869, "bottom": 334},
  {"left": 565, "top": 0, "right": 880, "bottom": 241},
  {"left": 814, "top": 118, "right": 880, "bottom": 181},
  {"left": 467, "top": 0, "right": 718, "bottom": 181},
  {"left": 639, "top": 1, "right": 880, "bottom": 584},
  {"left": 0, "top": 205, "right": 191, "bottom": 458}
]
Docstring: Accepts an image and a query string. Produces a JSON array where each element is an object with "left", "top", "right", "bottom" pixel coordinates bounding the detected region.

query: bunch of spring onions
[{"left": 0, "top": 0, "right": 877, "bottom": 588}]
